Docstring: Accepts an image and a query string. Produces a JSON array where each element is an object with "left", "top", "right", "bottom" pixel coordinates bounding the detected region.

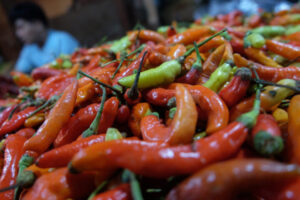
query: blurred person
[{"left": 9, "top": 2, "right": 79, "bottom": 73}]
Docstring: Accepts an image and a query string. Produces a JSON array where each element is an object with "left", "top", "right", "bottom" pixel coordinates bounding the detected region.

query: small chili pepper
[
  {"left": 23, "top": 81, "right": 78, "bottom": 154},
  {"left": 36, "top": 74, "right": 75, "bottom": 100},
  {"left": 167, "top": 44, "right": 186, "bottom": 59},
  {"left": 82, "top": 54, "right": 102, "bottom": 72},
  {"left": 128, "top": 103, "right": 151, "bottom": 138},
  {"left": 129, "top": 30, "right": 165, "bottom": 44},
  {"left": 0, "top": 107, "right": 36, "bottom": 136},
  {"left": 24, "top": 113, "right": 45, "bottom": 128},
  {"left": 21, "top": 168, "right": 98, "bottom": 200},
  {"left": 219, "top": 67, "right": 252, "bottom": 107},
  {"left": 287, "top": 95, "right": 300, "bottom": 164},
  {"left": 203, "top": 61, "right": 233, "bottom": 92},
  {"left": 266, "top": 39, "right": 300, "bottom": 61},
  {"left": 251, "top": 114, "right": 283, "bottom": 157},
  {"left": 197, "top": 35, "right": 225, "bottom": 53},
  {"left": 15, "top": 128, "right": 35, "bottom": 139},
  {"left": 110, "top": 36, "right": 131, "bottom": 54},
  {"left": 167, "top": 26, "right": 176, "bottom": 37},
  {"left": 36, "top": 134, "right": 106, "bottom": 168},
  {"left": 0, "top": 134, "right": 26, "bottom": 200},
  {"left": 252, "top": 25, "right": 285, "bottom": 38},
  {"left": 283, "top": 31, "right": 300, "bottom": 42},
  {"left": 91, "top": 183, "right": 132, "bottom": 200},
  {"left": 148, "top": 50, "right": 170, "bottom": 66},
  {"left": 10, "top": 71, "right": 33, "bottom": 87},
  {"left": 75, "top": 82, "right": 97, "bottom": 105},
  {"left": 144, "top": 88, "right": 176, "bottom": 107},
  {"left": 115, "top": 105, "right": 130, "bottom": 124},
  {"left": 230, "top": 35, "right": 245, "bottom": 56},
  {"left": 166, "top": 159, "right": 300, "bottom": 200},
  {"left": 248, "top": 14, "right": 263, "bottom": 28},
  {"left": 202, "top": 44, "right": 225, "bottom": 77},
  {"left": 31, "top": 67, "right": 65, "bottom": 80},
  {"left": 244, "top": 47, "right": 282, "bottom": 68},
  {"left": 234, "top": 53, "right": 300, "bottom": 82},
  {"left": 165, "top": 27, "right": 212, "bottom": 45},
  {"left": 0, "top": 105, "right": 17, "bottom": 127},
  {"left": 140, "top": 84, "right": 197, "bottom": 144},
  {"left": 244, "top": 32, "right": 265, "bottom": 48},
  {"left": 272, "top": 108, "right": 288, "bottom": 126}
]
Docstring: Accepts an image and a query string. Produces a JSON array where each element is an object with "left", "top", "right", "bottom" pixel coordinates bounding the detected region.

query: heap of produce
[{"left": 1, "top": 5, "right": 300, "bottom": 200}]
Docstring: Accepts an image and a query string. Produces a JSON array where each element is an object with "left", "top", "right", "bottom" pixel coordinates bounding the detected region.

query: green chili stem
[
  {"left": 82, "top": 86, "right": 107, "bottom": 138},
  {"left": 127, "top": 51, "right": 148, "bottom": 100},
  {"left": 111, "top": 59, "right": 125, "bottom": 79},
  {"left": 87, "top": 181, "right": 108, "bottom": 200},
  {"left": 192, "top": 41, "right": 203, "bottom": 70},
  {"left": 8, "top": 104, "right": 20, "bottom": 120},
  {"left": 78, "top": 70, "right": 121, "bottom": 94},
  {"left": 27, "top": 95, "right": 60, "bottom": 118},
  {"left": 180, "top": 28, "right": 227, "bottom": 61},
  {"left": 0, "top": 183, "right": 20, "bottom": 193},
  {"left": 251, "top": 78, "right": 300, "bottom": 93},
  {"left": 129, "top": 171, "right": 144, "bottom": 200}
]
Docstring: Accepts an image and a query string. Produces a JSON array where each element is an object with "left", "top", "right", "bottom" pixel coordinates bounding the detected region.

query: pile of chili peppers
[{"left": 2, "top": 5, "right": 300, "bottom": 200}]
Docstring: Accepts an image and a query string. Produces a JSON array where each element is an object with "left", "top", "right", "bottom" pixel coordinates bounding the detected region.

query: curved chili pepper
[
  {"left": 0, "top": 107, "right": 36, "bottom": 136},
  {"left": 129, "top": 30, "right": 165, "bottom": 44},
  {"left": 166, "top": 159, "right": 300, "bottom": 200},
  {"left": 167, "top": 44, "right": 186, "bottom": 59},
  {"left": 75, "top": 82, "right": 96, "bottom": 105},
  {"left": 266, "top": 39, "right": 300, "bottom": 61},
  {"left": 0, "top": 134, "right": 26, "bottom": 200},
  {"left": 82, "top": 54, "right": 102, "bottom": 73},
  {"left": 166, "top": 27, "right": 211, "bottom": 45},
  {"left": 244, "top": 47, "right": 282, "bottom": 68},
  {"left": 10, "top": 71, "right": 33, "bottom": 87},
  {"left": 144, "top": 88, "right": 176, "bottom": 107},
  {"left": 36, "top": 134, "right": 105, "bottom": 168},
  {"left": 91, "top": 183, "right": 132, "bottom": 200},
  {"left": 148, "top": 51, "right": 170, "bottom": 66},
  {"left": 202, "top": 44, "right": 225, "bottom": 76},
  {"left": 23, "top": 81, "right": 78, "bottom": 155},
  {"left": 54, "top": 97, "right": 119, "bottom": 147},
  {"left": 21, "top": 168, "right": 98, "bottom": 200},
  {"left": 128, "top": 103, "right": 151, "bottom": 138},
  {"left": 31, "top": 67, "right": 65, "bottom": 80},
  {"left": 24, "top": 113, "right": 45, "bottom": 128},
  {"left": 219, "top": 67, "right": 252, "bottom": 107},
  {"left": 287, "top": 95, "right": 300, "bottom": 164},
  {"left": 140, "top": 84, "right": 197, "bottom": 144},
  {"left": 234, "top": 53, "right": 300, "bottom": 82},
  {"left": 15, "top": 128, "right": 35, "bottom": 139},
  {"left": 115, "top": 105, "right": 130, "bottom": 124},
  {"left": 36, "top": 74, "right": 75, "bottom": 100},
  {"left": 0, "top": 105, "right": 17, "bottom": 127},
  {"left": 251, "top": 114, "right": 283, "bottom": 157},
  {"left": 230, "top": 35, "right": 245, "bottom": 55},
  {"left": 197, "top": 35, "right": 225, "bottom": 53}
]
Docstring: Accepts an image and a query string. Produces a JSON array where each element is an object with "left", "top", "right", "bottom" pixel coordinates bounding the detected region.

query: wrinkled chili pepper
[
  {"left": 23, "top": 81, "right": 78, "bottom": 154},
  {"left": 167, "top": 159, "right": 300, "bottom": 200},
  {"left": 140, "top": 84, "right": 197, "bottom": 144},
  {"left": 251, "top": 114, "right": 283, "bottom": 157},
  {"left": 0, "top": 134, "right": 26, "bottom": 200}
]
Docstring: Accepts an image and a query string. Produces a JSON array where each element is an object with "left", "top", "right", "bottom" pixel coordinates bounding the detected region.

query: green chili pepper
[
  {"left": 157, "top": 26, "right": 169, "bottom": 35},
  {"left": 82, "top": 86, "right": 106, "bottom": 138},
  {"left": 252, "top": 26, "right": 285, "bottom": 38},
  {"left": 203, "top": 62, "right": 232, "bottom": 92},
  {"left": 62, "top": 60, "right": 72, "bottom": 69},
  {"left": 285, "top": 24, "right": 300, "bottom": 35},
  {"left": 110, "top": 36, "right": 131, "bottom": 53},
  {"left": 105, "top": 128, "right": 123, "bottom": 141},
  {"left": 244, "top": 32, "right": 265, "bottom": 48}
]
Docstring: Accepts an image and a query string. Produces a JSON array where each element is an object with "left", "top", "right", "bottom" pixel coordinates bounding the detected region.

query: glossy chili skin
[
  {"left": 31, "top": 67, "right": 65, "bottom": 80},
  {"left": 36, "top": 74, "right": 75, "bottom": 100},
  {"left": 0, "top": 105, "right": 17, "bottom": 127},
  {"left": 167, "top": 159, "right": 300, "bottom": 200},
  {"left": 252, "top": 114, "right": 281, "bottom": 138},
  {"left": 0, "top": 134, "right": 26, "bottom": 200},
  {"left": 128, "top": 103, "right": 151, "bottom": 137},
  {"left": 167, "top": 44, "right": 186, "bottom": 59},
  {"left": 266, "top": 39, "right": 300, "bottom": 60},
  {"left": 129, "top": 30, "right": 165, "bottom": 44},
  {"left": 15, "top": 128, "right": 35, "bottom": 139},
  {"left": 234, "top": 53, "right": 300, "bottom": 82},
  {"left": 23, "top": 81, "right": 78, "bottom": 155},
  {"left": 244, "top": 47, "right": 282, "bottom": 68},
  {"left": 115, "top": 105, "right": 130, "bottom": 124},
  {"left": 92, "top": 183, "right": 132, "bottom": 200},
  {"left": 37, "top": 134, "right": 106, "bottom": 168},
  {"left": 140, "top": 84, "right": 197, "bottom": 144},
  {"left": 144, "top": 88, "right": 176, "bottom": 107},
  {"left": 22, "top": 168, "right": 97, "bottom": 200},
  {"left": 202, "top": 44, "right": 225, "bottom": 77},
  {"left": 0, "top": 107, "right": 36, "bottom": 136},
  {"left": 219, "top": 67, "right": 251, "bottom": 107},
  {"left": 287, "top": 95, "right": 300, "bottom": 164},
  {"left": 70, "top": 121, "right": 248, "bottom": 178},
  {"left": 81, "top": 54, "right": 102, "bottom": 73},
  {"left": 148, "top": 51, "right": 170, "bottom": 66},
  {"left": 165, "top": 28, "right": 211, "bottom": 45},
  {"left": 54, "top": 97, "right": 119, "bottom": 147}
]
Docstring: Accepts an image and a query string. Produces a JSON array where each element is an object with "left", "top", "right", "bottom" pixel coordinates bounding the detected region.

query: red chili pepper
[
  {"left": 0, "top": 105, "right": 17, "bottom": 127},
  {"left": 202, "top": 44, "right": 225, "bottom": 77},
  {"left": 54, "top": 97, "right": 119, "bottom": 147},
  {"left": 0, "top": 107, "right": 36, "bottom": 136},
  {"left": 37, "top": 134, "right": 105, "bottom": 168},
  {"left": 266, "top": 39, "right": 300, "bottom": 61},
  {"left": 15, "top": 128, "right": 35, "bottom": 139},
  {"left": 115, "top": 105, "right": 130, "bottom": 124},
  {"left": 167, "top": 44, "right": 186, "bottom": 59},
  {"left": 144, "top": 88, "right": 176, "bottom": 106},
  {"left": 251, "top": 114, "right": 283, "bottom": 157},
  {"left": 23, "top": 81, "right": 78, "bottom": 155},
  {"left": 148, "top": 50, "right": 170, "bottom": 66},
  {"left": 248, "top": 14, "right": 263, "bottom": 28},
  {"left": 230, "top": 35, "right": 245, "bottom": 56},
  {"left": 140, "top": 84, "right": 197, "bottom": 144},
  {"left": 91, "top": 183, "right": 132, "bottom": 200},
  {"left": 31, "top": 67, "right": 65, "bottom": 80},
  {"left": 166, "top": 159, "right": 300, "bottom": 200},
  {"left": 219, "top": 67, "right": 251, "bottom": 107},
  {"left": 0, "top": 134, "right": 26, "bottom": 200},
  {"left": 82, "top": 54, "right": 102, "bottom": 73},
  {"left": 37, "top": 74, "right": 75, "bottom": 100},
  {"left": 167, "top": 26, "right": 176, "bottom": 37},
  {"left": 283, "top": 32, "right": 300, "bottom": 42}
]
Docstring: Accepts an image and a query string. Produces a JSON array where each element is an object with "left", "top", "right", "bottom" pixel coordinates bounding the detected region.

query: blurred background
[{"left": 0, "top": 0, "right": 298, "bottom": 75}]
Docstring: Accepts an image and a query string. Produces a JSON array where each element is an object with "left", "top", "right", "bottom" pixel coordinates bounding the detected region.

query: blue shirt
[{"left": 15, "top": 29, "right": 79, "bottom": 73}]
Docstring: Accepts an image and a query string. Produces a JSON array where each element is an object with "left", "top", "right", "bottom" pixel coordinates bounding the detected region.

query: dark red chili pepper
[
  {"left": 219, "top": 67, "right": 252, "bottom": 107},
  {"left": 167, "top": 159, "right": 300, "bottom": 200},
  {"left": 91, "top": 183, "right": 132, "bottom": 200},
  {"left": 0, "top": 105, "right": 17, "bottom": 127},
  {"left": 82, "top": 54, "right": 102, "bottom": 73},
  {"left": 31, "top": 67, "right": 65, "bottom": 80},
  {"left": 115, "top": 105, "right": 130, "bottom": 124},
  {"left": 167, "top": 26, "right": 177, "bottom": 37},
  {"left": 0, "top": 134, "right": 26, "bottom": 200},
  {"left": 144, "top": 88, "right": 176, "bottom": 107},
  {"left": 0, "top": 107, "right": 36, "bottom": 136}
]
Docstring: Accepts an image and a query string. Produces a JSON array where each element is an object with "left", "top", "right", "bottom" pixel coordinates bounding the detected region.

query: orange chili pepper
[
  {"left": 166, "top": 27, "right": 212, "bottom": 45},
  {"left": 75, "top": 82, "right": 96, "bottom": 105},
  {"left": 266, "top": 39, "right": 300, "bottom": 61},
  {"left": 283, "top": 31, "right": 300, "bottom": 42},
  {"left": 128, "top": 102, "right": 151, "bottom": 137},
  {"left": 140, "top": 84, "right": 197, "bottom": 144},
  {"left": 202, "top": 44, "right": 226, "bottom": 77},
  {"left": 167, "top": 44, "right": 186, "bottom": 59},
  {"left": 24, "top": 113, "right": 45, "bottom": 128},
  {"left": 23, "top": 81, "right": 78, "bottom": 155},
  {"left": 10, "top": 71, "right": 33, "bottom": 87},
  {"left": 244, "top": 47, "right": 282, "bottom": 68},
  {"left": 197, "top": 35, "right": 225, "bottom": 53},
  {"left": 128, "top": 30, "right": 165, "bottom": 44}
]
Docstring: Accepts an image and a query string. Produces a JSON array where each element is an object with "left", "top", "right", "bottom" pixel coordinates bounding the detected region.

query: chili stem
[
  {"left": 87, "top": 180, "right": 108, "bottom": 200},
  {"left": 0, "top": 183, "right": 20, "bottom": 193},
  {"left": 251, "top": 78, "right": 300, "bottom": 93}
]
